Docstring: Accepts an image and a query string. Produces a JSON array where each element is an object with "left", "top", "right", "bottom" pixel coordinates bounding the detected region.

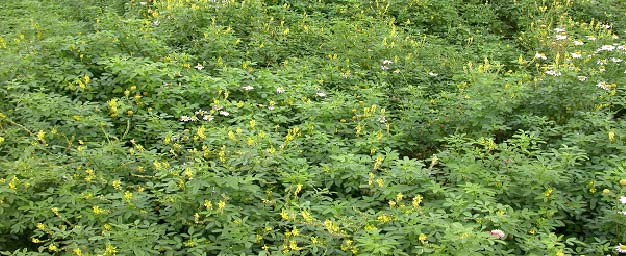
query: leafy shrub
[{"left": 1, "top": 0, "right": 626, "bottom": 255}]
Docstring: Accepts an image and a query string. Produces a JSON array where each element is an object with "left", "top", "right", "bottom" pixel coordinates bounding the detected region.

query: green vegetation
[{"left": 1, "top": 0, "right": 626, "bottom": 255}]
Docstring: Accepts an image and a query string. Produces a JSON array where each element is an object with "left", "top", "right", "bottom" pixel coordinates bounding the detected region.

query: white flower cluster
[
  {"left": 545, "top": 69, "right": 562, "bottom": 77},
  {"left": 180, "top": 109, "right": 215, "bottom": 122},
  {"left": 535, "top": 53, "right": 548, "bottom": 61},
  {"left": 381, "top": 60, "right": 393, "bottom": 71}
]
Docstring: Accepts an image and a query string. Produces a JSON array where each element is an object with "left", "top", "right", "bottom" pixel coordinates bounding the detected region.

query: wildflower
[
  {"left": 123, "top": 191, "right": 133, "bottom": 201},
  {"left": 48, "top": 244, "right": 59, "bottom": 252},
  {"left": 104, "top": 244, "right": 117, "bottom": 255},
  {"left": 611, "top": 57, "right": 623, "bottom": 63},
  {"left": 195, "top": 110, "right": 207, "bottom": 116},
  {"left": 555, "top": 35, "right": 567, "bottom": 40},
  {"left": 428, "top": 72, "right": 438, "bottom": 77},
  {"left": 412, "top": 195, "right": 423, "bottom": 208},
  {"left": 620, "top": 179, "right": 626, "bottom": 187},
  {"left": 577, "top": 76, "right": 588, "bottom": 81},
  {"left": 36, "top": 223, "right": 46, "bottom": 230},
  {"left": 489, "top": 229, "right": 506, "bottom": 240},
  {"left": 573, "top": 40, "right": 584, "bottom": 46},
  {"left": 534, "top": 53, "right": 547, "bottom": 60},
  {"left": 190, "top": 116, "right": 199, "bottom": 122},
  {"left": 620, "top": 196, "right": 626, "bottom": 204},
  {"left": 378, "top": 116, "right": 387, "bottom": 123},
  {"left": 242, "top": 85, "right": 254, "bottom": 91},
  {"left": 197, "top": 126, "right": 207, "bottom": 139},
  {"left": 586, "top": 36, "right": 597, "bottom": 41},
  {"left": 382, "top": 60, "right": 393, "bottom": 65},
  {"left": 618, "top": 45, "right": 626, "bottom": 51},
  {"left": 545, "top": 69, "right": 562, "bottom": 76},
  {"left": 570, "top": 52, "right": 582, "bottom": 59},
  {"left": 554, "top": 27, "right": 566, "bottom": 32},
  {"left": 212, "top": 104, "right": 223, "bottom": 111},
  {"left": 315, "top": 91, "right": 327, "bottom": 97},
  {"left": 380, "top": 65, "right": 390, "bottom": 71},
  {"left": 600, "top": 23, "right": 611, "bottom": 29},
  {"left": 93, "top": 205, "right": 106, "bottom": 215},
  {"left": 268, "top": 105, "right": 275, "bottom": 111},
  {"left": 180, "top": 115, "right": 192, "bottom": 122},
  {"left": 37, "top": 130, "right": 46, "bottom": 141},
  {"left": 597, "top": 45, "right": 616, "bottom": 52},
  {"left": 418, "top": 233, "right": 428, "bottom": 244},
  {"left": 219, "top": 111, "right": 229, "bottom": 116},
  {"left": 597, "top": 81, "right": 611, "bottom": 91},
  {"left": 276, "top": 87, "right": 285, "bottom": 94},
  {"left": 111, "top": 179, "right": 122, "bottom": 190},
  {"left": 616, "top": 244, "right": 626, "bottom": 254},
  {"left": 152, "top": 20, "right": 160, "bottom": 26}
]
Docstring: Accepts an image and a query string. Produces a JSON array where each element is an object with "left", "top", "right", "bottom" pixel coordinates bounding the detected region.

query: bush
[{"left": 1, "top": 0, "right": 626, "bottom": 255}]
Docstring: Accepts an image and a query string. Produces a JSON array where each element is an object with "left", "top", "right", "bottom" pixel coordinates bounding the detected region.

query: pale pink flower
[{"left": 488, "top": 229, "right": 506, "bottom": 240}]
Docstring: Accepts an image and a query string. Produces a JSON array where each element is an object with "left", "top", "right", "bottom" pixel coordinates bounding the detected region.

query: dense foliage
[{"left": 1, "top": 0, "right": 626, "bottom": 255}]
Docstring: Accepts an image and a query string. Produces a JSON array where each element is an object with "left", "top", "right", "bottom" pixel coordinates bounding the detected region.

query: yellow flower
[
  {"left": 301, "top": 209, "right": 313, "bottom": 222},
  {"left": 73, "top": 248, "right": 82, "bottom": 256},
  {"left": 104, "top": 244, "right": 117, "bottom": 256},
  {"left": 412, "top": 195, "right": 423, "bottom": 208},
  {"left": 288, "top": 240, "right": 301, "bottom": 251},
  {"left": 204, "top": 200, "right": 213, "bottom": 210},
  {"left": 609, "top": 128, "right": 615, "bottom": 143},
  {"left": 218, "top": 200, "right": 226, "bottom": 210},
  {"left": 93, "top": 205, "right": 106, "bottom": 215},
  {"left": 419, "top": 233, "right": 428, "bottom": 244},
  {"left": 280, "top": 209, "right": 289, "bottom": 220},
  {"left": 36, "top": 130, "right": 46, "bottom": 141},
  {"left": 8, "top": 176, "right": 20, "bottom": 190},
  {"left": 111, "top": 180, "right": 122, "bottom": 190},
  {"left": 376, "top": 178, "right": 384, "bottom": 188},
  {"left": 377, "top": 214, "right": 392, "bottom": 223},
  {"left": 294, "top": 184, "right": 303, "bottom": 196},
  {"left": 324, "top": 219, "right": 340, "bottom": 233},
  {"left": 123, "top": 191, "right": 133, "bottom": 201},
  {"left": 36, "top": 223, "right": 47, "bottom": 230},
  {"left": 197, "top": 126, "right": 206, "bottom": 140},
  {"left": 544, "top": 187, "right": 554, "bottom": 198},
  {"left": 48, "top": 244, "right": 59, "bottom": 252},
  {"left": 0, "top": 137, "right": 4, "bottom": 144}
]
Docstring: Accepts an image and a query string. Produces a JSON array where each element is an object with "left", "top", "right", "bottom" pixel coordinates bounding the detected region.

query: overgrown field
[{"left": 1, "top": 0, "right": 626, "bottom": 255}]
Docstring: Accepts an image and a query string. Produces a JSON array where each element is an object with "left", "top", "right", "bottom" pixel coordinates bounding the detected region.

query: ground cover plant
[{"left": 1, "top": 0, "right": 626, "bottom": 255}]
